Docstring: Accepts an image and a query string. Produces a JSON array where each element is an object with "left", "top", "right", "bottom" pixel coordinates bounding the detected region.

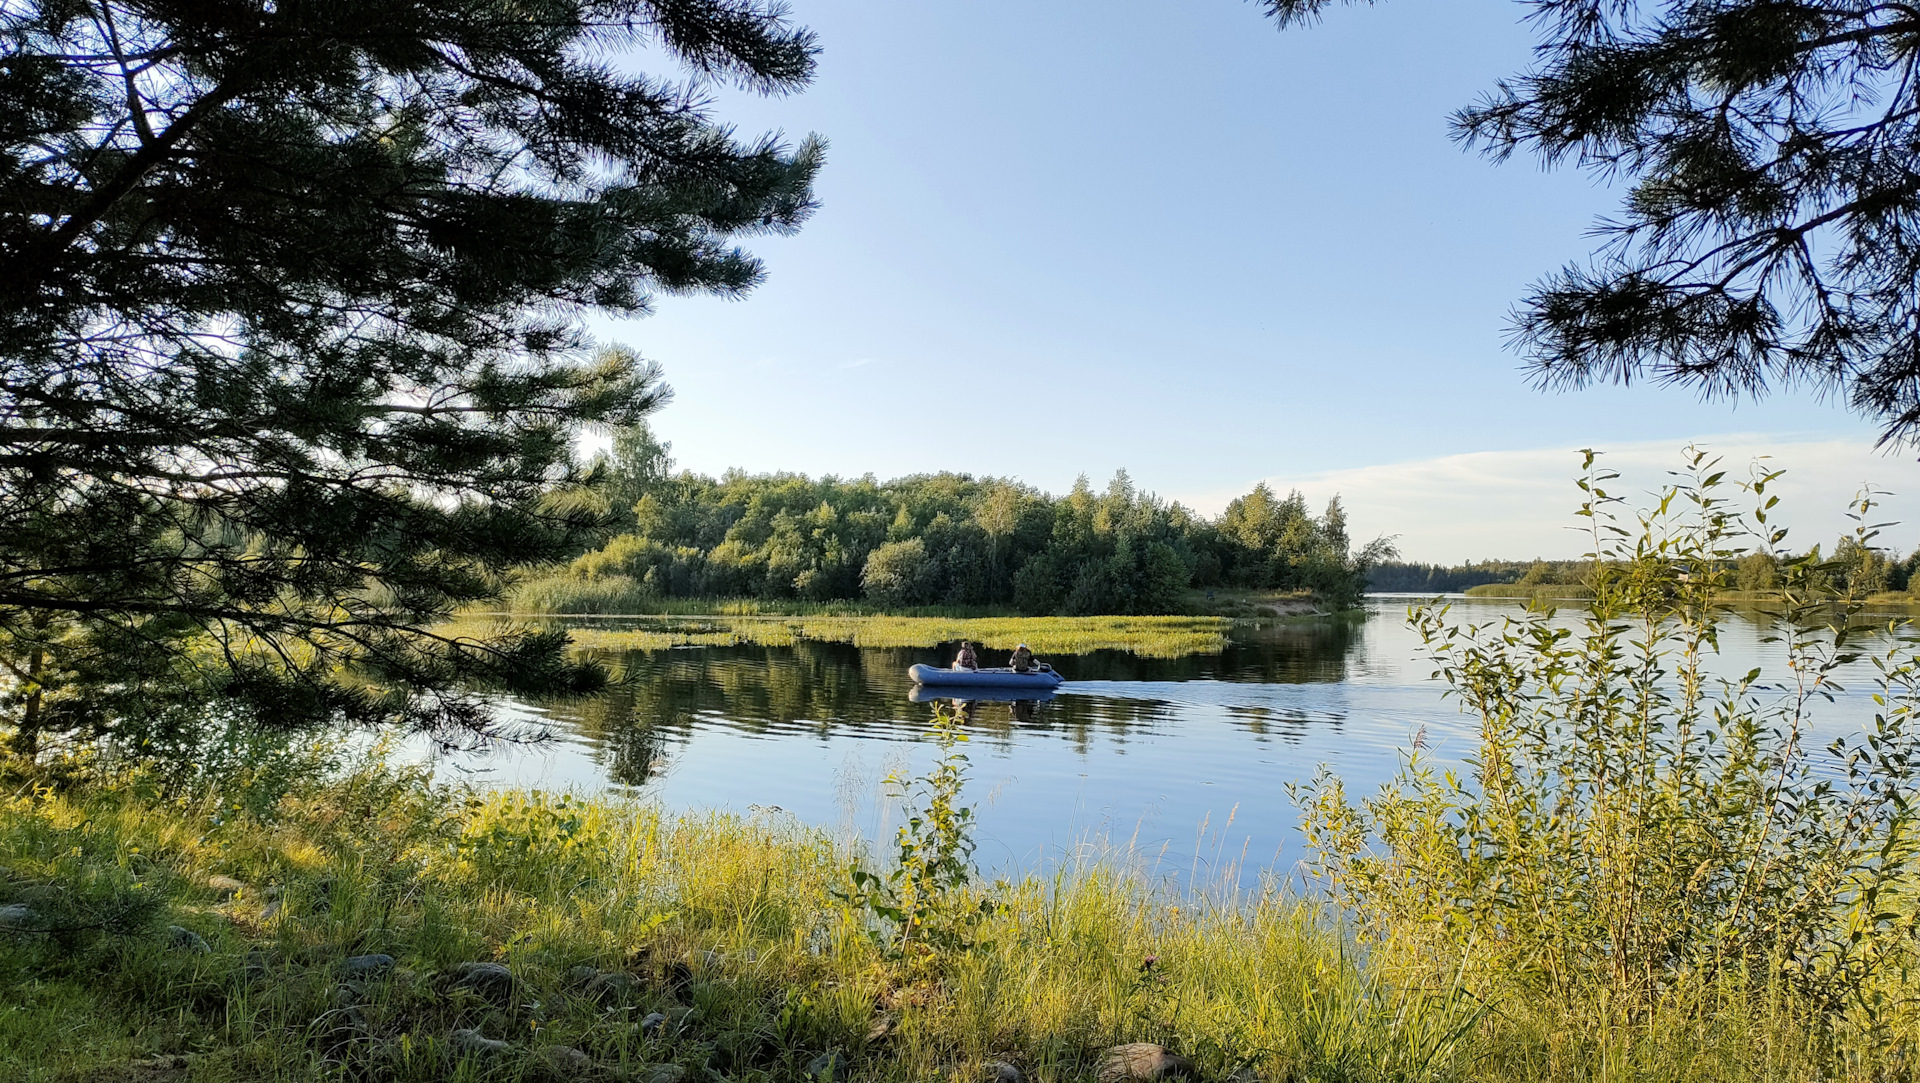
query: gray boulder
[
  {"left": 341, "top": 954, "right": 395, "bottom": 979},
  {"left": 451, "top": 961, "right": 516, "bottom": 1002},
  {"left": 450, "top": 1028, "right": 511, "bottom": 1059},
  {"left": 808, "top": 1051, "right": 847, "bottom": 1080},
  {"left": 985, "top": 1061, "right": 1023, "bottom": 1083},
  {"left": 540, "top": 1045, "right": 595, "bottom": 1071},
  {"left": 206, "top": 875, "right": 246, "bottom": 899},
  {"left": 0, "top": 903, "right": 37, "bottom": 932},
  {"left": 640, "top": 1012, "right": 669, "bottom": 1038},
  {"left": 643, "top": 1065, "right": 687, "bottom": 1083},
  {"left": 167, "top": 925, "right": 211, "bottom": 955},
  {"left": 586, "top": 970, "right": 640, "bottom": 1001},
  {"left": 566, "top": 964, "right": 600, "bottom": 987},
  {"left": 1096, "top": 1044, "right": 1194, "bottom": 1083}
]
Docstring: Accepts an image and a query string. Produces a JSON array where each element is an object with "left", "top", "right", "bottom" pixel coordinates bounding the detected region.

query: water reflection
[
  {"left": 453, "top": 599, "right": 1914, "bottom": 881},
  {"left": 526, "top": 618, "right": 1366, "bottom": 779}
]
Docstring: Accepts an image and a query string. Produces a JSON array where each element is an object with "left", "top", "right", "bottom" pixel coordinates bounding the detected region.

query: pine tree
[
  {"left": 0, "top": 0, "right": 822, "bottom": 752},
  {"left": 1264, "top": 1, "right": 1920, "bottom": 441}
]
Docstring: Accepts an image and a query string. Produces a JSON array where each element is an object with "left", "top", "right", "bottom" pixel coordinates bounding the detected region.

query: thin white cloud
[{"left": 1184, "top": 434, "right": 1920, "bottom": 564}]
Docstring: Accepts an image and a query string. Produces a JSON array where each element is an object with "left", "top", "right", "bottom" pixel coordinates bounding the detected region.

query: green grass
[
  {"left": 0, "top": 755, "right": 1893, "bottom": 1083},
  {"left": 446, "top": 613, "right": 1237, "bottom": 659}
]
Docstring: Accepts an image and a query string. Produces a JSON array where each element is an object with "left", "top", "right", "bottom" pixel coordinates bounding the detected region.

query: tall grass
[
  {"left": 0, "top": 745, "right": 1889, "bottom": 1083},
  {"left": 0, "top": 750, "right": 1473, "bottom": 1083},
  {"left": 0, "top": 742, "right": 1890, "bottom": 1083}
]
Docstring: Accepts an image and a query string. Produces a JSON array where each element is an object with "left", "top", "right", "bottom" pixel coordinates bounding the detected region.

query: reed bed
[{"left": 445, "top": 614, "right": 1237, "bottom": 660}]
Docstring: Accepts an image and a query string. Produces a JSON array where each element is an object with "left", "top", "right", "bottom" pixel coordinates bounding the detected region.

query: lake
[{"left": 427, "top": 596, "right": 1911, "bottom": 885}]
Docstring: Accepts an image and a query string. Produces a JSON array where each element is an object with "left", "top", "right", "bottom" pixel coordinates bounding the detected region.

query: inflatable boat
[
  {"left": 907, "top": 664, "right": 1065, "bottom": 690},
  {"left": 907, "top": 684, "right": 1057, "bottom": 705}
]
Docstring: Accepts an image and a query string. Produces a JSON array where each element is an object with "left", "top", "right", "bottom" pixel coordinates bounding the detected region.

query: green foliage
[
  {"left": 1265, "top": 1, "right": 1920, "bottom": 441},
  {"left": 546, "top": 469, "right": 1391, "bottom": 616},
  {"left": 0, "top": 0, "right": 822, "bottom": 748},
  {"left": 835, "top": 708, "right": 1000, "bottom": 960},
  {"left": 1296, "top": 448, "right": 1920, "bottom": 1055},
  {"left": 1, "top": 743, "right": 1915, "bottom": 1080}
]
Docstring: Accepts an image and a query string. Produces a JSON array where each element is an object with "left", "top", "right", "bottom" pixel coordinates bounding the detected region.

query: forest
[
  {"left": 527, "top": 427, "right": 1395, "bottom": 615},
  {"left": 1370, "top": 539, "right": 1920, "bottom": 598}
]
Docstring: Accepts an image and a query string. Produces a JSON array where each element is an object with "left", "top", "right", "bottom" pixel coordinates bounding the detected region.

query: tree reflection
[{"left": 521, "top": 622, "right": 1367, "bottom": 789}]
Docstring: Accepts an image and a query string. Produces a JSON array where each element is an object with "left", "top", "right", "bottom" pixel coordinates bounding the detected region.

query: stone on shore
[
  {"left": 985, "top": 1060, "right": 1024, "bottom": 1083},
  {"left": 166, "top": 925, "right": 211, "bottom": 955},
  {"left": 341, "top": 954, "right": 395, "bottom": 979},
  {"left": 1096, "top": 1044, "right": 1194, "bottom": 1083},
  {"left": 206, "top": 875, "right": 246, "bottom": 899},
  {"left": 450, "top": 1028, "right": 511, "bottom": 1058},
  {"left": 451, "top": 961, "right": 516, "bottom": 1002}
]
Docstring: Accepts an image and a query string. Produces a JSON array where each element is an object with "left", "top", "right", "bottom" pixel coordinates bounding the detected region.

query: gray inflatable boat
[{"left": 907, "top": 663, "right": 1065, "bottom": 690}]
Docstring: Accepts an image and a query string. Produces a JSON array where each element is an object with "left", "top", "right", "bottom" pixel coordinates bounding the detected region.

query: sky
[{"left": 591, "top": 0, "right": 1920, "bottom": 563}]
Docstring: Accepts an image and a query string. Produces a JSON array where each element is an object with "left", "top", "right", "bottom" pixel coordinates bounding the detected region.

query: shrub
[{"left": 1296, "top": 449, "right": 1920, "bottom": 1054}]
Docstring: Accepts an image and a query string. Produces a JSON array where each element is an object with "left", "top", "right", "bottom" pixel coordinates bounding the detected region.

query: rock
[
  {"left": 643, "top": 1066, "right": 687, "bottom": 1083},
  {"left": 317, "top": 1005, "right": 369, "bottom": 1037},
  {"left": 985, "top": 1061, "right": 1023, "bottom": 1083},
  {"left": 585, "top": 970, "right": 639, "bottom": 1001},
  {"left": 640, "top": 1012, "right": 668, "bottom": 1037},
  {"left": 566, "top": 964, "right": 600, "bottom": 987},
  {"left": 1096, "top": 1044, "right": 1194, "bottom": 1083},
  {"left": 451, "top": 961, "right": 516, "bottom": 1002},
  {"left": 259, "top": 899, "right": 282, "bottom": 923},
  {"left": 0, "top": 903, "right": 38, "bottom": 931},
  {"left": 1228, "top": 1069, "right": 1262, "bottom": 1083},
  {"left": 540, "top": 1046, "right": 595, "bottom": 1071},
  {"left": 699, "top": 949, "right": 722, "bottom": 969},
  {"left": 450, "top": 1028, "right": 511, "bottom": 1059},
  {"left": 808, "top": 1051, "right": 847, "bottom": 1080},
  {"left": 263, "top": 884, "right": 283, "bottom": 900},
  {"left": 206, "top": 875, "right": 246, "bottom": 899},
  {"left": 341, "top": 954, "right": 395, "bottom": 980},
  {"left": 17, "top": 885, "right": 68, "bottom": 906},
  {"left": 864, "top": 1014, "right": 896, "bottom": 1042},
  {"left": 167, "top": 925, "right": 211, "bottom": 954},
  {"left": 332, "top": 981, "right": 368, "bottom": 1007}
]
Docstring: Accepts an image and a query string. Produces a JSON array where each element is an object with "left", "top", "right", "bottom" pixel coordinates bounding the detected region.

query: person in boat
[
  {"left": 952, "top": 641, "right": 979, "bottom": 671},
  {"left": 1009, "top": 642, "right": 1036, "bottom": 673}
]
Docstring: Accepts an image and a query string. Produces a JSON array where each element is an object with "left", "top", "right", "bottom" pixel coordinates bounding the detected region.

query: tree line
[
  {"left": 1371, "top": 542, "right": 1920, "bottom": 598},
  {"left": 545, "top": 429, "right": 1395, "bottom": 615}
]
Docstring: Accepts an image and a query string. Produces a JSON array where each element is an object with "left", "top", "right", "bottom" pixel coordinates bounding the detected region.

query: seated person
[
  {"left": 952, "top": 641, "right": 979, "bottom": 671},
  {"left": 1009, "top": 643, "right": 1036, "bottom": 673}
]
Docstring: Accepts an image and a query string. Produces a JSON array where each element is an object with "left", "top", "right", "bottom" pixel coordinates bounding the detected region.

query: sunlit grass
[
  {"left": 0, "top": 759, "right": 1889, "bottom": 1082},
  {"left": 443, "top": 613, "right": 1237, "bottom": 659}
]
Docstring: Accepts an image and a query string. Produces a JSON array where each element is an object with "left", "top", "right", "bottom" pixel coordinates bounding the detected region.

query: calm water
[{"left": 428, "top": 597, "right": 1910, "bottom": 883}]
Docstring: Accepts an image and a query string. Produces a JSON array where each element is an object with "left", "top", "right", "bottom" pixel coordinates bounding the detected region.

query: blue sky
[{"left": 593, "top": 0, "right": 1920, "bottom": 562}]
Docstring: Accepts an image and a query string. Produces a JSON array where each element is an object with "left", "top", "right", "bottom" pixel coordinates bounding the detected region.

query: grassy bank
[
  {"left": 449, "top": 614, "right": 1240, "bottom": 660},
  {"left": 0, "top": 753, "right": 1888, "bottom": 1083},
  {"left": 504, "top": 577, "right": 1329, "bottom": 624}
]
